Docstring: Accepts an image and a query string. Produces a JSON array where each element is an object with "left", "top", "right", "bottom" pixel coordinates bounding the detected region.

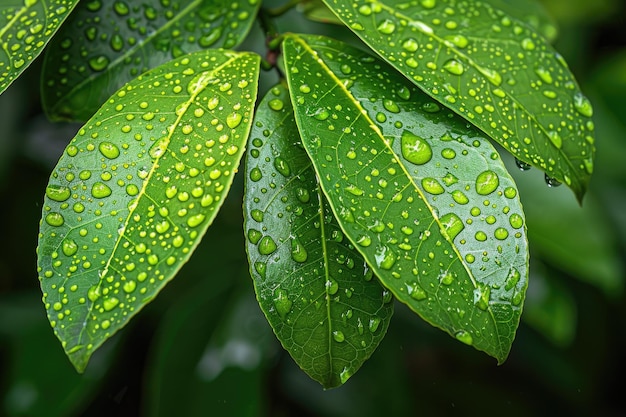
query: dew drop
[
  {"left": 62, "top": 238, "right": 78, "bottom": 256},
  {"left": 91, "top": 182, "right": 112, "bottom": 199},
  {"left": 455, "top": 330, "right": 473, "bottom": 345},
  {"left": 406, "top": 281, "right": 427, "bottom": 300},
  {"left": 291, "top": 239, "right": 308, "bottom": 263},
  {"left": 475, "top": 170, "right": 499, "bottom": 195},
  {"left": 421, "top": 177, "right": 445, "bottom": 195},
  {"left": 377, "top": 19, "right": 396, "bottom": 34},
  {"left": 274, "top": 157, "right": 291, "bottom": 177},
  {"left": 515, "top": 158, "right": 531, "bottom": 171},
  {"left": 383, "top": 99, "right": 400, "bottom": 113},
  {"left": 401, "top": 130, "right": 432, "bottom": 165},
  {"left": 368, "top": 317, "right": 381, "bottom": 333},
  {"left": 88, "top": 55, "right": 110, "bottom": 72},
  {"left": 258, "top": 236, "right": 277, "bottom": 255},
  {"left": 273, "top": 288, "right": 292, "bottom": 320},
  {"left": 439, "top": 212, "right": 464, "bottom": 240},
  {"left": 544, "top": 174, "right": 562, "bottom": 187},
  {"left": 573, "top": 92, "right": 593, "bottom": 117},
  {"left": 268, "top": 98, "right": 284, "bottom": 111},
  {"left": 99, "top": 141, "right": 120, "bottom": 159},
  {"left": 332, "top": 330, "right": 345, "bottom": 342},
  {"left": 443, "top": 59, "right": 464, "bottom": 75},
  {"left": 46, "top": 185, "right": 71, "bottom": 202},
  {"left": 187, "top": 213, "right": 205, "bottom": 228},
  {"left": 249, "top": 167, "right": 262, "bottom": 182},
  {"left": 226, "top": 112, "right": 243, "bottom": 128}
]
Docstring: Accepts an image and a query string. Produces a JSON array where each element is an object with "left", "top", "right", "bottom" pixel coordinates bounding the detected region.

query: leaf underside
[
  {"left": 37, "top": 49, "right": 260, "bottom": 372},
  {"left": 284, "top": 34, "right": 528, "bottom": 363},
  {"left": 0, "top": 0, "right": 79, "bottom": 95},
  {"left": 244, "top": 83, "right": 393, "bottom": 388},
  {"left": 323, "top": 0, "right": 595, "bottom": 202},
  {"left": 42, "top": 0, "right": 260, "bottom": 121}
]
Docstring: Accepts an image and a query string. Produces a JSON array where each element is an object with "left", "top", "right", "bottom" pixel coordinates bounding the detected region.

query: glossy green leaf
[
  {"left": 284, "top": 34, "right": 528, "bottom": 363},
  {"left": 244, "top": 83, "right": 393, "bottom": 388},
  {"left": 41, "top": 0, "right": 260, "bottom": 122},
  {"left": 0, "top": 0, "right": 79, "bottom": 95},
  {"left": 484, "top": 0, "right": 558, "bottom": 42},
  {"left": 323, "top": 0, "right": 595, "bottom": 202},
  {"left": 37, "top": 49, "right": 260, "bottom": 372}
]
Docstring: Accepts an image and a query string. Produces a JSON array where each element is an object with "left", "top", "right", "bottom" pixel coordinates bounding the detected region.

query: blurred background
[{"left": 1, "top": 0, "right": 625, "bottom": 415}]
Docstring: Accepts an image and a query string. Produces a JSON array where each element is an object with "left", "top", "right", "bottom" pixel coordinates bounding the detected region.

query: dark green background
[{"left": 1, "top": 0, "right": 625, "bottom": 415}]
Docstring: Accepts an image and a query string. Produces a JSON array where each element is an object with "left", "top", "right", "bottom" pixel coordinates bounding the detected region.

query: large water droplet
[
  {"left": 401, "top": 130, "right": 432, "bottom": 165},
  {"left": 62, "top": 238, "right": 78, "bottom": 256},
  {"left": 258, "top": 236, "right": 277, "bottom": 255},
  {"left": 475, "top": 170, "right": 499, "bottom": 195},
  {"left": 273, "top": 288, "right": 292, "bottom": 320},
  {"left": 443, "top": 59, "right": 464, "bottom": 75},
  {"left": 291, "top": 239, "right": 308, "bottom": 263},
  {"left": 377, "top": 19, "right": 396, "bottom": 34},
  {"left": 226, "top": 112, "right": 242, "bottom": 128},
  {"left": 91, "top": 182, "right": 112, "bottom": 199},
  {"left": 439, "top": 212, "right": 464, "bottom": 240},
  {"left": 99, "top": 141, "right": 120, "bottom": 159},
  {"left": 46, "top": 185, "right": 71, "bottom": 202},
  {"left": 573, "top": 92, "right": 593, "bottom": 117},
  {"left": 88, "top": 55, "right": 110, "bottom": 72},
  {"left": 455, "top": 330, "right": 473, "bottom": 345}
]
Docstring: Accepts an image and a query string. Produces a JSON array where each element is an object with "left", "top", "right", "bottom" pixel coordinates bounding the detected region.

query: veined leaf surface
[
  {"left": 284, "top": 34, "right": 528, "bottom": 362},
  {"left": 0, "top": 0, "right": 79, "bottom": 94},
  {"left": 484, "top": 0, "right": 558, "bottom": 42},
  {"left": 323, "top": 0, "right": 595, "bottom": 201},
  {"left": 244, "top": 84, "right": 393, "bottom": 388},
  {"left": 37, "top": 49, "right": 260, "bottom": 371},
  {"left": 42, "top": 0, "right": 260, "bottom": 121}
]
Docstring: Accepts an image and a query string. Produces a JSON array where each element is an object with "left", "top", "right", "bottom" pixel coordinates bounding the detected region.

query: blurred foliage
[{"left": 1, "top": 0, "right": 625, "bottom": 415}]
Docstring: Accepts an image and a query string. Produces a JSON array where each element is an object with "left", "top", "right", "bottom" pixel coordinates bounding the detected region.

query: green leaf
[
  {"left": 244, "top": 83, "right": 394, "bottom": 388},
  {"left": 0, "top": 0, "right": 79, "bottom": 95},
  {"left": 483, "top": 0, "right": 558, "bottom": 42},
  {"left": 283, "top": 34, "right": 528, "bottom": 363},
  {"left": 41, "top": 0, "right": 260, "bottom": 122},
  {"left": 36, "top": 49, "right": 260, "bottom": 372},
  {"left": 322, "top": 0, "right": 595, "bottom": 202},
  {"left": 299, "top": 0, "right": 344, "bottom": 24}
]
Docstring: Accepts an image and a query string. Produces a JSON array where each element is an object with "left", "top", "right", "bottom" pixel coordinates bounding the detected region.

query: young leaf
[
  {"left": 283, "top": 34, "right": 528, "bottom": 363},
  {"left": 0, "top": 0, "right": 79, "bottom": 95},
  {"left": 244, "top": 84, "right": 393, "bottom": 388},
  {"left": 41, "top": 0, "right": 260, "bottom": 122},
  {"left": 322, "top": 0, "right": 595, "bottom": 202},
  {"left": 37, "top": 49, "right": 260, "bottom": 372}
]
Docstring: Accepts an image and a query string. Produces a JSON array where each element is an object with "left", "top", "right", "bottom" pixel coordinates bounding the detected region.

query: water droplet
[
  {"left": 226, "top": 112, "right": 242, "bottom": 128},
  {"left": 291, "top": 239, "right": 308, "bottom": 263},
  {"left": 473, "top": 284, "right": 491, "bottom": 311},
  {"left": 187, "top": 213, "right": 205, "bottom": 228},
  {"left": 103, "top": 296, "right": 119, "bottom": 311},
  {"left": 573, "top": 92, "right": 593, "bottom": 117},
  {"left": 439, "top": 213, "right": 464, "bottom": 240},
  {"left": 455, "top": 330, "right": 473, "bottom": 345},
  {"left": 249, "top": 167, "right": 262, "bottom": 182},
  {"left": 375, "top": 245, "right": 396, "bottom": 270},
  {"left": 383, "top": 99, "right": 400, "bottom": 113},
  {"left": 477, "top": 66, "right": 502, "bottom": 86},
  {"left": 313, "top": 108, "right": 329, "bottom": 120},
  {"left": 377, "top": 19, "right": 396, "bottom": 34},
  {"left": 515, "top": 158, "right": 531, "bottom": 171},
  {"left": 401, "top": 130, "right": 432, "bottom": 165},
  {"left": 444, "top": 34, "right": 468, "bottom": 48},
  {"left": 509, "top": 213, "right": 524, "bottom": 229},
  {"left": 46, "top": 185, "right": 71, "bottom": 202},
  {"left": 475, "top": 170, "right": 499, "bottom": 195},
  {"left": 274, "top": 157, "right": 291, "bottom": 177},
  {"left": 99, "top": 141, "right": 120, "bottom": 159},
  {"left": 199, "top": 27, "right": 222, "bottom": 47},
  {"left": 544, "top": 174, "right": 562, "bottom": 187},
  {"left": 88, "top": 55, "right": 110, "bottom": 72},
  {"left": 340, "top": 367, "right": 352, "bottom": 384},
  {"left": 62, "top": 239, "right": 78, "bottom": 256},
  {"left": 494, "top": 227, "right": 509, "bottom": 240},
  {"left": 258, "top": 236, "right": 277, "bottom": 255},
  {"left": 406, "top": 281, "right": 427, "bottom": 300},
  {"left": 273, "top": 288, "right": 292, "bottom": 319},
  {"left": 369, "top": 317, "right": 381, "bottom": 333},
  {"left": 421, "top": 178, "right": 444, "bottom": 195},
  {"left": 91, "top": 182, "right": 112, "bottom": 199},
  {"left": 268, "top": 98, "right": 284, "bottom": 111},
  {"left": 332, "top": 330, "right": 345, "bottom": 342},
  {"left": 326, "top": 277, "right": 339, "bottom": 295},
  {"left": 402, "top": 38, "right": 419, "bottom": 52},
  {"left": 547, "top": 131, "right": 562, "bottom": 149},
  {"left": 443, "top": 59, "right": 464, "bottom": 75}
]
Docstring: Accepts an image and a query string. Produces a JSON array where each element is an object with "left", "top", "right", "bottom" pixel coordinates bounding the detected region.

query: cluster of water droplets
[
  {"left": 43, "top": 0, "right": 259, "bottom": 119},
  {"left": 284, "top": 34, "right": 528, "bottom": 358},
  {"left": 244, "top": 84, "right": 393, "bottom": 387},
  {"left": 334, "top": 0, "right": 595, "bottom": 197},
  {"left": 0, "top": 0, "right": 74, "bottom": 91},
  {"left": 37, "top": 50, "right": 258, "bottom": 359}
]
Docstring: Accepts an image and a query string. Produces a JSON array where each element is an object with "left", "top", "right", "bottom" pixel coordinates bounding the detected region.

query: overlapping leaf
[
  {"left": 0, "top": 0, "right": 79, "bottom": 94},
  {"left": 284, "top": 34, "right": 528, "bottom": 362},
  {"left": 42, "top": 0, "right": 260, "bottom": 121},
  {"left": 244, "top": 84, "right": 393, "bottom": 388},
  {"left": 322, "top": 0, "right": 595, "bottom": 201},
  {"left": 37, "top": 49, "right": 260, "bottom": 371}
]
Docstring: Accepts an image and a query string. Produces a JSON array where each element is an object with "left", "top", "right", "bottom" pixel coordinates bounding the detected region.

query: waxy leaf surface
[
  {"left": 323, "top": 0, "right": 595, "bottom": 201},
  {"left": 0, "top": 0, "right": 79, "bottom": 94},
  {"left": 37, "top": 49, "right": 260, "bottom": 371},
  {"left": 42, "top": 0, "right": 260, "bottom": 121},
  {"left": 244, "top": 84, "right": 393, "bottom": 388},
  {"left": 284, "top": 34, "right": 527, "bottom": 362}
]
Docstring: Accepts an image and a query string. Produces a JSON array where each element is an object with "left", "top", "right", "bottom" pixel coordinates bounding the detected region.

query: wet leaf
[
  {"left": 0, "top": 0, "right": 79, "bottom": 94},
  {"left": 42, "top": 0, "right": 260, "bottom": 122},
  {"left": 284, "top": 34, "right": 528, "bottom": 363},
  {"left": 244, "top": 83, "right": 393, "bottom": 388},
  {"left": 484, "top": 0, "right": 558, "bottom": 42},
  {"left": 323, "top": 0, "right": 595, "bottom": 202},
  {"left": 36, "top": 49, "right": 260, "bottom": 372}
]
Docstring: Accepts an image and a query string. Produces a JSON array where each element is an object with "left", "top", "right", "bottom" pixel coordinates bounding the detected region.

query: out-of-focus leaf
[
  {"left": 323, "top": 0, "right": 596, "bottom": 202},
  {"left": 299, "top": 0, "right": 344, "bottom": 24},
  {"left": 42, "top": 0, "right": 260, "bottom": 121},
  {"left": 522, "top": 261, "right": 577, "bottom": 347},
  {"left": 0, "top": 294, "right": 112, "bottom": 417},
  {"left": 244, "top": 83, "right": 393, "bottom": 388},
  {"left": 284, "top": 34, "right": 528, "bottom": 363},
  {"left": 0, "top": 0, "right": 79, "bottom": 94},
  {"left": 37, "top": 49, "right": 260, "bottom": 372}
]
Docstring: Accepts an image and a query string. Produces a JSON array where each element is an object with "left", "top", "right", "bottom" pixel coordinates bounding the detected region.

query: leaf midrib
[{"left": 74, "top": 53, "right": 240, "bottom": 351}]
